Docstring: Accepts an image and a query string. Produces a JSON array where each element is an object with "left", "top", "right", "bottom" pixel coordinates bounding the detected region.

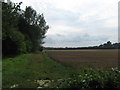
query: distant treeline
[
  {"left": 45, "top": 41, "right": 120, "bottom": 50},
  {"left": 2, "top": 1, "right": 49, "bottom": 56}
]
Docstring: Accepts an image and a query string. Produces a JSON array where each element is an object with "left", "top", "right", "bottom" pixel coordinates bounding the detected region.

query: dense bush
[{"left": 49, "top": 68, "right": 120, "bottom": 89}]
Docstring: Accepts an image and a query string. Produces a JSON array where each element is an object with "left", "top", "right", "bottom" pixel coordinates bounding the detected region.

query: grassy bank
[
  {"left": 3, "top": 53, "right": 74, "bottom": 88},
  {"left": 2, "top": 53, "right": 120, "bottom": 89}
]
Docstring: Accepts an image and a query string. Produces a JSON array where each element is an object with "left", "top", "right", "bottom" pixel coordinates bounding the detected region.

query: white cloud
[
  {"left": 47, "top": 23, "right": 84, "bottom": 36},
  {"left": 103, "top": 17, "right": 118, "bottom": 28},
  {"left": 11, "top": 0, "right": 119, "bottom": 47}
]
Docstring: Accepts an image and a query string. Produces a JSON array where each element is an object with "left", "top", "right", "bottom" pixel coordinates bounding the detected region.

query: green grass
[
  {"left": 2, "top": 53, "right": 120, "bottom": 89},
  {"left": 2, "top": 53, "right": 75, "bottom": 88}
]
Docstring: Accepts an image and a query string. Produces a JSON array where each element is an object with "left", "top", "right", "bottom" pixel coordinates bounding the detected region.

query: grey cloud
[
  {"left": 44, "top": 33, "right": 109, "bottom": 47},
  {"left": 40, "top": 4, "right": 117, "bottom": 47}
]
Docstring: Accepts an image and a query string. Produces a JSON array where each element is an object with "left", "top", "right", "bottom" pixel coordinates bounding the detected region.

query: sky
[{"left": 11, "top": 0, "right": 119, "bottom": 47}]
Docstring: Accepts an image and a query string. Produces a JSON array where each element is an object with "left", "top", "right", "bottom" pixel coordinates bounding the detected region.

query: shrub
[{"left": 49, "top": 68, "right": 120, "bottom": 89}]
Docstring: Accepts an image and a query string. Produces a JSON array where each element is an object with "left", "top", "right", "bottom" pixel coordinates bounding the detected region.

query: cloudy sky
[{"left": 11, "top": 0, "right": 119, "bottom": 47}]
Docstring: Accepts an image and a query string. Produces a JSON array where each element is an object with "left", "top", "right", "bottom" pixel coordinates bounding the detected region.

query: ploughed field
[{"left": 46, "top": 50, "right": 118, "bottom": 69}]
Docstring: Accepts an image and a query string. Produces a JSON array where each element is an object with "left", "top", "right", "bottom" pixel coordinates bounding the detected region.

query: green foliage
[
  {"left": 18, "top": 6, "right": 49, "bottom": 52},
  {"left": 25, "top": 40, "right": 32, "bottom": 52},
  {"left": 2, "top": 27, "right": 26, "bottom": 55},
  {"left": 9, "top": 28, "right": 26, "bottom": 53},
  {"left": 98, "top": 41, "right": 120, "bottom": 49},
  {"left": 49, "top": 68, "right": 120, "bottom": 89},
  {"left": 2, "top": 1, "right": 49, "bottom": 56}
]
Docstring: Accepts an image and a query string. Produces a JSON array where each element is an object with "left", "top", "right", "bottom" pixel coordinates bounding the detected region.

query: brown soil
[{"left": 46, "top": 49, "right": 119, "bottom": 69}]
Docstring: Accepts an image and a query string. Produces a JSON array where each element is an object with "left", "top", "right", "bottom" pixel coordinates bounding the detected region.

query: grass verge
[{"left": 2, "top": 53, "right": 75, "bottom": 88}]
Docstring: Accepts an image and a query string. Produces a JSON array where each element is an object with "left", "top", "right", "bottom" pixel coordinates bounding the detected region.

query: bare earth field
[{"left": 46, "top": 50, "right": 119, "bottom": 69}]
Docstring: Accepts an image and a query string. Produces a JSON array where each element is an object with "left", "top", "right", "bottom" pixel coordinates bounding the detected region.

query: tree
[
  {"left": 18, "top": 6, "right": 49, "bottom": 52},
  {"left": 2, "top": 2, "right": 26, "bottom": 55},
  {"left": 2, "top": 1, "right": 49, "bottom": 56}
]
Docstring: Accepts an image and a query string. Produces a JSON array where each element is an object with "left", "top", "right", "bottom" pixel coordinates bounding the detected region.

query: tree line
[
  {"left": 45, "top": 41, "right": 120, "bottom": 50},
  {"left": 2, "top": 1, "right": 49, "bottom": 56}
]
